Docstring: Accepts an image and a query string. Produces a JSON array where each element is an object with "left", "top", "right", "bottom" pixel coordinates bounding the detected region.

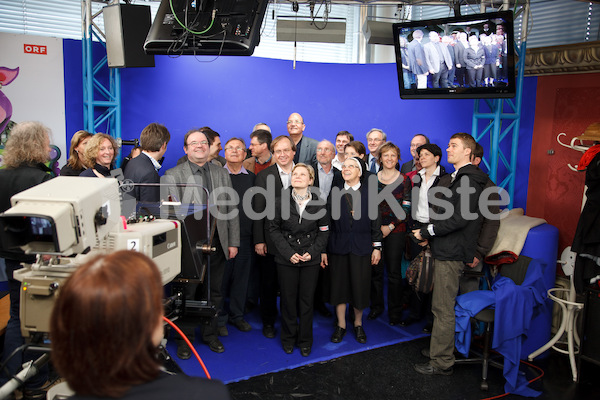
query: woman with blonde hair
[
  {"left": 268, "top": 163, "right": 329, "bottom": 356},
  {"left": 80, "top": 133, "right": 118, "bottom": 177},
  {"left": 60, "top": 130, "right": 93, "bottom": 176},
  {"left": 372, "top": 141, "right": 411, "bottom": 326},
  {"left": 0, "top": 121, "right": 52, "bottom": 397}
]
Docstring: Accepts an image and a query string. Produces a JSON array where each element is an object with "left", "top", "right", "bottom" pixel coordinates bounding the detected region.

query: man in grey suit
[
  {"left": 407, "top": 29, "right": 429, "bottom": 89},
  {"left": 287, "top": 112, "right": 318, "bottom": 165},
  {"left": 164, "top": 128, "right": 240, "bottom": 356},
  {"left": 424, "top": 31, "right": 453, "bottom": 88}
]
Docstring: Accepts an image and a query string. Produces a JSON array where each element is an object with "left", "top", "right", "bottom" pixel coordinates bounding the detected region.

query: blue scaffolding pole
[
  {"left": 82, "top": 1, "right": 121, "bottom": 145},
  {"left": 471, "top": 40, "right": 527, "bottom": 209}
]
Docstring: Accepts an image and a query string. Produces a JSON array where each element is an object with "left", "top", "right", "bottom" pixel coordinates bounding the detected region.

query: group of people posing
[
  {"left": 0, "top": 112, "right": 501, "bottom": 400},
  {"left": 58, "top": 112, "right": 500, "bottom": 376},
  {"left": 400, "top": 22, "right": 509, "bottom": 89}
]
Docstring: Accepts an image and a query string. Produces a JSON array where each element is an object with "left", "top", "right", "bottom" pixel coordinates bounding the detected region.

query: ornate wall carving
[{"left": 524, "top": 41, "right": 600, "bottom": 76}]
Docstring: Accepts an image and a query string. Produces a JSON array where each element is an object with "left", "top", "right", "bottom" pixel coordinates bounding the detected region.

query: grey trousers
[{"left": 429, "top": 259, "right": 464, "bottom": 370}]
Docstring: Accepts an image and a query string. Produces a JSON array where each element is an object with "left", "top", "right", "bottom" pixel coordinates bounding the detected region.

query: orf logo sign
[{"left": 24, "top": 44, "right": 47, "bottom": 55}]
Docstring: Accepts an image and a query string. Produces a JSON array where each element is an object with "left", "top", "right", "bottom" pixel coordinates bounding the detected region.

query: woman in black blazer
[
  {"left": 322, "top": 157, "right": 382, "bottom": 345},
  {"left": 269, "top": 163, "right": 329, "bottom": 357}
]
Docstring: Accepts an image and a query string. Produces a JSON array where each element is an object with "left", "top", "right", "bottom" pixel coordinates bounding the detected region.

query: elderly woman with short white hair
[{"left": 322, "top": 156, "right": 382, "bottom": 345}]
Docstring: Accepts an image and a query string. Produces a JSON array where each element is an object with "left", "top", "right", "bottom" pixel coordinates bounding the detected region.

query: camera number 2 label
[{"left": 127, "top": 239, "right": 140, "bottom": 252}]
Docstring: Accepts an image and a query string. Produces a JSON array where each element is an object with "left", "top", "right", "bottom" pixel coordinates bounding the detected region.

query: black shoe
[
  {"left": 354, "top": 325, "right": 367, "bottom": 344},
  {"left": 422, "top": 323, "right": 433, "bottom": 334},
  {"left": 300, "top": 347, "right": 311, "bottom": 357},
  {"left": 218, "top": 326, "right": 229, "bottom": 337},
  {"left": 389, "top": 317, "right": 402, "bottom": 326},
  {"left": 283, "top": 345, "right": 293, "bottom": 354},
  {"left": 413, "top": 362, "right": 453, "bottom": 376},
  {"left": 233, "top": 319, "right": 252, "bottom": 332},
  {"left": 263, "top": 324, "right": 276, "bottom": 339},
  {"left": 399, "top": 316, "right": 419, "bottom": 327},
  {"left": 367, "top": 309, "right": 382, "bottom": 320},
  {"left": 208, "top": 339, "right": 225, "bottom": 353},
  {"left": 331, "top": 326, "right": 346, "bottom": 343},
  {"left": 421, "top": 347, "right": 430, "bottom": 358},
  {"left": 177, "top": 340, "right": 192, "bottom": 360}
]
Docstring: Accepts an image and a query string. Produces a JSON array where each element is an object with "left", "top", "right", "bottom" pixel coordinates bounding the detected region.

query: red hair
[{"left": 50, "top": 251, "right": 164, "bottom": 397}]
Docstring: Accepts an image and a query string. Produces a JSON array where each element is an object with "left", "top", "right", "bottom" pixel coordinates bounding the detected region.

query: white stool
[{"left": 528, "top": 247, "right": 583, "bottom": 382}]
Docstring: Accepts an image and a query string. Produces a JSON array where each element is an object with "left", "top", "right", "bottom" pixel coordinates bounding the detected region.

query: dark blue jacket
[{"left": 327, "top": 185, "right": 382, "bottom": 257}]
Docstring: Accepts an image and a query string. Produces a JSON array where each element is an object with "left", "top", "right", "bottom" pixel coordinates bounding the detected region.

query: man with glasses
[
  {"left": 243, "top": 129, "right": 274, "bottom": 175},
  {"left": 286, "top": 112, "right": 318, "bottom": 165},
  {"left": 401, "top": 134, "right": 430, "bottom": 174},
  {"left": 366, "top": 128, "right": 386, "bottom": 174},
  {"left": 164, "top": 128, "right": 240, "bottom": 357},
  {"left": 313, "top": 140, "right": 343, "bottom": 201},
  {"left": 311, "top": 139, "right": 343, "bottom": 318},
  {"left": 253, "top": 135, "right": 297, "bottom": 339},
  {"left": 219, "top": 138, "right": 255, "bottom": 334}
]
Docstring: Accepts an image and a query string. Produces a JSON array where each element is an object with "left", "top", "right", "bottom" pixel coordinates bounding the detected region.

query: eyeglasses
[
  {"left": 367, "top": 138, "right": 384, "bottom": 143},
  {"left": 287, "top": 120, "right": 303, "bottom": 125},
  {"left": 316, "top": 148, "right": 333, "bottom": 153},
  {"left": 187, "top": 140, "right": 209, "bottom": 147},
  {"left": 274, "top": 149, "right": 293, "bottom": 156},
  {"left": 225, "top": 146, "right": 245, "bottom": 152}
]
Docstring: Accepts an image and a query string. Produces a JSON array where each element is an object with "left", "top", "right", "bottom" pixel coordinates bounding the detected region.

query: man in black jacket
[
  {"left": 400, "top": 134, "right": 429, "bottom": 174},
  {"left": 459, "top": 142, "right": 501, "bottom": 294},
  {"left": 412, "top": 132, "right": 489, "bottom": 376},
  {"left": 311, "top": 139, "right": 343, "bottom": 317},
  {"left": 123, "top": 122, "right": 170, "bottom": 203},
  {"left": 253, "top": 135, "right": 297, "bottom": 338}
]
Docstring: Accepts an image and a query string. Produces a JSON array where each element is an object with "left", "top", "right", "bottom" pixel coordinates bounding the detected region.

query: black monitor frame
[
  {"left": 144, "top": 0, "right": 268, "bottom": 56},
  {"left": 392, "top": 11, "right": 516, "bottom": 99}
]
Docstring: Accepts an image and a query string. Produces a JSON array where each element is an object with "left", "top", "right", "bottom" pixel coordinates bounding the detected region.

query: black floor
[{"left": 228, "top": 337, "right": 600, "bottom": 400}]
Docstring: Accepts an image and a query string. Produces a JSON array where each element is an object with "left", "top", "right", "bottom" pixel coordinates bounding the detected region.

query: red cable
[
  {"left": 162, "top": 316, "right": 211, "bottom": 379},
  {"left": 479, "top": 353, "right": 545, "bottom": 400}
]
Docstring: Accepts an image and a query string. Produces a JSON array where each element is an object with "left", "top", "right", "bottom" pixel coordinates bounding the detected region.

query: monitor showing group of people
[{"left": 398, "top": 22, "right": 509, "bottom": 90}]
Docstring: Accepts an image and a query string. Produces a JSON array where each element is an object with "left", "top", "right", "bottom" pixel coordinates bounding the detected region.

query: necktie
[{"left": 370, "top": 157, "right": 377, "bottom": 173}]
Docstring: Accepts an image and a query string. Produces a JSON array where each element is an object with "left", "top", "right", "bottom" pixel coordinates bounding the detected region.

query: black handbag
[{"left": 406, "top": 245, "right": 435, "bottom": 294}]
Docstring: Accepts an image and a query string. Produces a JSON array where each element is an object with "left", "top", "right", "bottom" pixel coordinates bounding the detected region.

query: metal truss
[
  {"left": 471, "top": 2, "right": 529, "bottom": 208},
  {"left": 81, "top": 0, "right": 121, "bottom": 141},
  {"left": 471, "top": 40, "right": 525, "bottom": 208}
]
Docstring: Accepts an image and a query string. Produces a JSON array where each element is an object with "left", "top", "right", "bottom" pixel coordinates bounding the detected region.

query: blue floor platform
[{"left": 166, "top": 305, "right": 428, "bottom": 384}]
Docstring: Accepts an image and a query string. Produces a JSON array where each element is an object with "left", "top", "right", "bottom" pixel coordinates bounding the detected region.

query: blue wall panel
[{"left": 63, "top": 38, "right": 536, "bottom": 209}]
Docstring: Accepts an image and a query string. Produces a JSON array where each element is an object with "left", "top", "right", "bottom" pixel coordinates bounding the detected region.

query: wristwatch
[
  {"left": 373, "top": 246, "right": 382, "bottom": 251},
  {"left": 388, "top": 223, "right": 395, "bottom": 231}
]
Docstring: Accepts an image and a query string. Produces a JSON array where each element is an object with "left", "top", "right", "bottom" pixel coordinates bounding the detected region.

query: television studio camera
[{"left": 0, "top": 177, "right": 217, "bottom": 395}]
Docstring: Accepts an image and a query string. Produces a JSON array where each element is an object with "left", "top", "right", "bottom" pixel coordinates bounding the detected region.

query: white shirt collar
[
  {"left": 276, "top": 163, "right": 294, "bottom": 175},
  {"left": 419, "top": 165, "right": 441, "bottom": 178},
  {"left": 344, "top": 181, "right": 361, "bottom": 190},
  {"left": 142, "top": 151, "right": 162, "bottom": 171}
]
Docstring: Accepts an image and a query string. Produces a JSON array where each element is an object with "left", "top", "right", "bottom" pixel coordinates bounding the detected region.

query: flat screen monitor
[
  {"left": 392, "top": 11, "right": 515, "bottom": 99},
  {"left": 144, "top": 0, "right": 268, "bottom": 56}
]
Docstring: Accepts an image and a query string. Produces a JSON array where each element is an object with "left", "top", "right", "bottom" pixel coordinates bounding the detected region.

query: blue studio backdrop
[{"left": 62, "top": 39, "right": 536, "bottom": 210}]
